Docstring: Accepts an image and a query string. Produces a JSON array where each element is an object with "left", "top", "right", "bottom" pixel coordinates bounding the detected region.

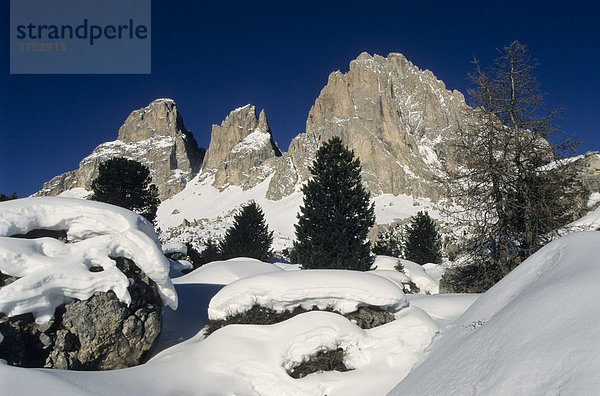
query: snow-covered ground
[
  {"left": 2, "top": 197, "right": 600, "bottom": 395},
  {"left": 391, "top": 231, "right": 600, "bottom": 395}
]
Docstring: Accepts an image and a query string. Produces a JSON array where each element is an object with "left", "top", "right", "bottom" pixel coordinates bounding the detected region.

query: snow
[
  {"left": 0, "top": 304, "right": 438, "bottom": 396},
  {"left": 372, "top": 194, "right": 437, "bottom": 224},
  {"left": 0, "top": 197, "right": 177, "bottom": 322},
  {"left": 161, "top": 241, "right": 187, "bottom": 255},
  {"left": 588, "top": 191, "right": 600, "bottom": 208},
  {"left": 157, "top": 173, "right": 304, "bottom": 251},
  {"left": 562, "top": 204, "right": 600, "bottom": 232},
  {"left": 2, "top": 202, "right": 597, "bottom": 394},
  {"left": 57, "top": 187, "right": 92, "bottom": 199},
  {"left": 536, "top": 154, "right": 585, "bottom": 171},
  {"left": 391, "top": 231, "right": 600, "bottom": 395},
  {"left": 157, "top": 171, "right": 447, "bottom": 254},
  {"left": 407, "top": 293, "right": 479, "bottom": 327},
  {"left": 173, "top": 257, "right": 284, "bottom": 285},
  {"left": 371, "top": 256, "right": 442, "bottom": 294},
  {"left": 233, "top": 103, "right": 252, "bottom": 112},
  {"left": 231, "top": 128, "right": 272, "bottom": 154},
  {"left": 208, "top": 269, "right": 409, "bottom": 320}
]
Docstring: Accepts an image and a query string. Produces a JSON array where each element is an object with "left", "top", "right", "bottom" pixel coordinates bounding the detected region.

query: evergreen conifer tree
[
  {"left": 219, "top": 201, "right": 273, "bottom": 260},
  {"left": 372, "top": 226, "right": 403, "bottom": 257},
  {"left": 294, "top": 136, "right": 375, "bottom": 270},
  {"left": 199, "top": 239, "right": 222, "bottom": 264},
  {"left": 91, "top": 157, "right": 160, "bottom": 222},
  {"left": 403, "top": 211, "right": 442, "bottom": 265}
]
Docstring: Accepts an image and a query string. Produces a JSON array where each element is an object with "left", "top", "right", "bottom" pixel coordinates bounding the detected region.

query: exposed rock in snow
[
  {"left": 0, "top": 197, "right": 177, "bottom": 370},
  {"left": 371, "top": 255, "right": 442, "bottom": 294},
  {"left": 43, "top": 257, "right": 163, "bottom": 370}
]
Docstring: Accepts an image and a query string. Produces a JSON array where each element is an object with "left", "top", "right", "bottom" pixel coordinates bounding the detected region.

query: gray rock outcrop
[
  {"left": 202, "top": 104, "right": 282, "bottom": 191},
  {"left": 575, "top": 151, "right": 600, "bottom": 193},
  {"left": 281, "top": 52, "right": 471, "bottom": 200},
  {"left": 37, "top": 99, "right": 205, "bottom": 200},
  {"left": 0, "top": 256, "right": 162, "bottom": 370}
]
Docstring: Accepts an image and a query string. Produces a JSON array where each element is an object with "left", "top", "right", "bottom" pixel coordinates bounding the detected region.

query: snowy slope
[
  {"left": 156, "top": 173, "right": 440, "bottom": 252},
  {"left": 390, "top": 231, "right": 600, "bottom": 395}
]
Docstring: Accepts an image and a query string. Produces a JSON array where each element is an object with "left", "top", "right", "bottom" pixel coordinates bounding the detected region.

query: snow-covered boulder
[
  {"left": 173, "top": 257, "right": 284, "bottom": 285},
  {"left": 0, "top": 197, "right": 177, "bottom": 370},
  {"left": 208, "top": 269, "right": 409, "bottom": 320},
  {"left": 371, "top": 255, "right": 442, "bottom": 294}
]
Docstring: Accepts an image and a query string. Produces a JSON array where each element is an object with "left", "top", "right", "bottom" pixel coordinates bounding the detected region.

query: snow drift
[
  {"left": 390, "top": 231, "right": 600, "bottom": 395},
  {"left": 173, "top": 257, "right": 285, "bottom": 285}
]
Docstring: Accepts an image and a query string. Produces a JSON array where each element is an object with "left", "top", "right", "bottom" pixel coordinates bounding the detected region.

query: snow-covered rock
[
  {"left": 0, "top": 197, "right": 177, "bottom": 322},
  {"left": 173, "top": 257, "right": 284, "bottom": 285},
  {"left": 0, "top": 197, "right": 178, "bottom": 370},
  {"left": 371, "top": 255, "right": 442, "bottom": 294},
  {"left": 207, "top": 269, "right": 409, "bottom": 320}
]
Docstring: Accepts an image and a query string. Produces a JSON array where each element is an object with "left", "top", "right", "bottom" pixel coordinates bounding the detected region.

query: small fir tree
[
  {"left": 185, "top": 240, "right": 222, "bottom": 268},
  {"left": 91, "top": 157, "right": 160, "bottom": 222},
  {"left": 403, "top": 211, "right": 442, "bottom": 265},
  {"left": 294, "top": 136, "right": 375, "bottom": 271},
  {"left": 372, "top": 226, "right": 403, "bottom": 257},
  {"left": 219, "top": 201, "right": 273, "bottom": 260},
  {"left": 199, "top": 239, "right": 222, "bottom": 264}
]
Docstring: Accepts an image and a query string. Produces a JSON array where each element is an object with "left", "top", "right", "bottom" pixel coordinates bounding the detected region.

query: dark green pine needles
[
  {"left": 403, "top": 211, "right": 442, "bottom": 265},
  {"left": 219, "top": 201, "right": 273, "bottom": 260},
  {"left": 91, "top": 157, "right": 160, "bottom": 222},
  {"left": 294, "top": 137, "right": 375, "bottom": 271}
]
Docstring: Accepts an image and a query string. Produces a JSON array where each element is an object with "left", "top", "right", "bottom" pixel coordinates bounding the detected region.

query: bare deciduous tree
[{"left": 444, "top": 41, "right": 586, "bottom": 282}]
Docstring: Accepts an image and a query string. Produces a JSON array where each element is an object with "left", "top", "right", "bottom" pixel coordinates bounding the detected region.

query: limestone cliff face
[
  {"left": 37, "top": 99, "right": 204, "bottom": 200},
  {"left": 202, "top": 104, "right": 282, "bottom": 190},
  {"left": 196, "top": 52, "right": 473, "bottom": 202},
  {"left": 282, "top": 52, "right": 471, "bottom": 201}
]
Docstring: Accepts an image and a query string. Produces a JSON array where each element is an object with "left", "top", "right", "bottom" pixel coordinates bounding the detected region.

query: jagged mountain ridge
[
  {"left": 200, "top": 52, "right": 471, "bottom": 202},
  {"left": 38, "top": 52, "right": 470, "bottom": 204},
  {"left": 33, "top": 51, "right": 501, "bottom": 249},
  {"left": 37, "top": 52, "right": 600, "bottom": 251}
]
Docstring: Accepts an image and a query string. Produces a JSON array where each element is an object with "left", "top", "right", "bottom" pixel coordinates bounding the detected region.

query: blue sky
[{"left": 1, "top": 1, "right": 599, "bottom": 197}]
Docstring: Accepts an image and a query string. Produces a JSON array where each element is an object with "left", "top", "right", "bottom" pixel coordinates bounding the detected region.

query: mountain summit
[
  {"left": 37, "top": 99, "right": 205, "bottom": 200},
  {"left": 202, "top": 104, "right": 282, "bottom": 191}
]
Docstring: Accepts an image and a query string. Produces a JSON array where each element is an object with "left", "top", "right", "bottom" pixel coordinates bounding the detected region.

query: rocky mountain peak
[
  {"left": 117, "top": 98, "right": 184, "bottom": 143},
  {"left": 281, "top": 51, "right": 472, "bottom": 200},
  {"left": 202, "top": 105, "right": 282, "bottom": 191},
  {"left": 37, "top": 99, "right": 204, "bottom": 200}
]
